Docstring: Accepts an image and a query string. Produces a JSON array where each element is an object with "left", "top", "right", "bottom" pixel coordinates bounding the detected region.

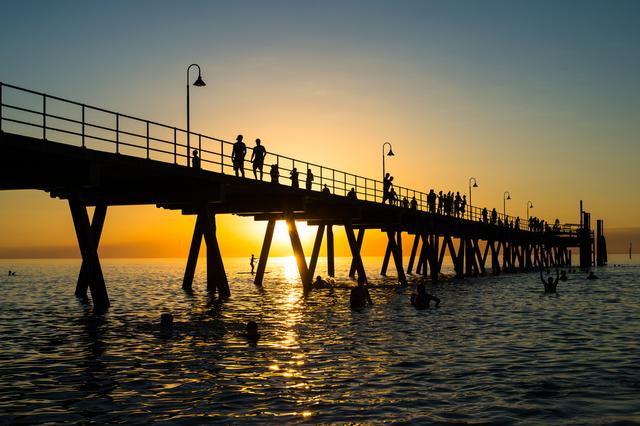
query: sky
[{"left": 1, "top": 0, "right": 639, "bottom": 258}]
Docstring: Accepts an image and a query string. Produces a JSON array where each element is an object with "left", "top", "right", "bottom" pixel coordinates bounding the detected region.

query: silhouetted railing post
[
  {"left": 81, "top": 104, "right": 85, "bottom": 148},
  {"left": 198, "top": 134, "right": 201, "bottom": 153},
  {"left": 116, "top": 114, "right": 120, "bottom": 154},
  {"left": 173, "top": 128, "right": 177, "bottom": 163},
  {"left": 42, "top": 94, "right": 46, "bottom": 140},
  {"left": 0, "top": 83, "right": 3, "bottom": 134},
  {"left": 220, "top": 140, "right": 224, "bottom": 173},
  {"left": 146, "top": 121, "right": 150, "bottom": 159}
]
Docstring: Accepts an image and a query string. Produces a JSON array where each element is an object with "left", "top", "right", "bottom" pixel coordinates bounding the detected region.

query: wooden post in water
[
  {"left": 200, "top": 207, "right": 230, "bottom": 298},
  {"left": 183, "top": 213, "right": 204, "bottom": 291},
  {"left": 286, "top": 214, "right": 311, "bottom": 291},
  {"left": 406, "top": 233, "right": 420, "bottom": 274},
  {"left": 68, "top": 197, "right": 109, "bottom": 311},
  {"left": 386, "top": 228, "right": 407, "bottom": 285},
  {"left": 76, "top": 204, "right": 107, "bottom": 298},
  {"left": 327, "top": 224, "right": 335, "bottom": 277},
  {"left": 348, "top": 228, "right": 365, "bottom": 278},
  {"left": 308, "top": 224, "right": 326, "bottom": 282},
  {"left": 254, "top": 219, "right": 275, "bottom": 287},
  {"left": 344, "top": 221, "right": 367, "bottom": 283}
]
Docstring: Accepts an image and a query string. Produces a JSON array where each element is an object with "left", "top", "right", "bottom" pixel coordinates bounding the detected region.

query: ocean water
[{"left": 0, "top": 255, "right": 639, "bottom": 425}]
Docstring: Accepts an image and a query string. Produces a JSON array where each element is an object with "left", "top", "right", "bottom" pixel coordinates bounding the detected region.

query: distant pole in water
[{"left": 631, "top": 242, "right": 633, "bottom": 260}]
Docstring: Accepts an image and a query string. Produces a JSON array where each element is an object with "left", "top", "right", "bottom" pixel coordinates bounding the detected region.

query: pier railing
[{"left": 1, "top": 82, "right": 563, "bottom": 233}]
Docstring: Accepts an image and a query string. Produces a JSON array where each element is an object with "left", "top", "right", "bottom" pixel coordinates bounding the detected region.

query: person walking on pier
[
  {"left": 192, "top": 149, "right": 201, "bottom": 169},
  {"left": 306, "top": 168, "right": 314, "bottom": 190},
  {"left": 347, "top": 187, "right": 357, "bottom": 199},
  {"left": 491, "top": 208, "right": 497, "bottom": 225},
  {"left": 402, "top": 196, "right": 409, "bottom": 208},
  {"left": 540, "top": 269, "right": 560, "bottom": 293},
  {"left": 461, "top": 195, "right": 467, "bottom": 219},
  {"left": 269, "top": 164, "right": 279, "bottom": 183},
  {"left": 389, "top": 187, "right": 398, "bottom": 206},
  {"left": 290, "top": 167, "right": 299, "bottom": 188},
  {"left": 428, "top": 189, "right": 436, "bottom": 213},
  {"left": 410, "top": 196, "right": 417, "bottom": 210},
  {"left": 322, "top": 184, "right": 331, "bottom": 194},
  {"left": 482, "top": 207, "right": 488, "bottom": 223},
  {"left": 251, "top": 138, "right": 267, "bottom": 180},
  {"left": 350, "top": 277, "right": 373, "bottom": 309},
  {"left": 232, "top": 134, "right": 247, "bottom": 177},
  {"left": 437, "top": 191, "right": 444, "bottom": 214}
]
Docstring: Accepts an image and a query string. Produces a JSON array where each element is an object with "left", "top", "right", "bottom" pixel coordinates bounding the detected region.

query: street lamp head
[
  {"left": 193, "top": 75, "right": 206, "bottom": 87},
  {"left": 473, "top": 182, "right": 478, "bottom": 188},
  {"left": 387, "top": 148, "right": 394, "bottom": 156},
  {"left": 507, "top": 194, "right": 511, "bottom": 200}
]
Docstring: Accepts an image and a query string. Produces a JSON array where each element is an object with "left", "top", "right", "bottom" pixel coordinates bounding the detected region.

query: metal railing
[{"left": 0, "top": 82, "right": 565, "bottom": 233}]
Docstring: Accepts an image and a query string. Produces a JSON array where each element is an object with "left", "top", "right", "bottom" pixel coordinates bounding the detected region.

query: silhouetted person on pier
[
  {"left": 402, "top": 196, "right": 409, "bottom": 208},
  {"left": 350, "top": 277, "right": 373, "bottom": 309},
  {"left": 251, "top": 138, "right": 267, "bottom": 180},
  {"left": 322, "top": 184, "right": 331, "bottom": 194},
  {"left": 192, "top": 149, "right": 201, "bottom": 169},
  {"left": 587, "top": 271, "right": 598, "bottom": 280},
  {"left": 347, "top": 187, "right": 357, "bottom": 199},
  {"left": 250, "top": 254, "right": 256, "bottom": 275},
  {"left": 410, "top": 196, "right": 418, "bottom": 210},
  {"left": 428, "top": 190, "right": 436, "bottom": 213},
  {"left": 290, "top": 167, "right": 299, "bottom": 188},
  {"left": 411, "top": 283, "right": 440, "bottom": 309},
  {"left": 461, "top": 195, "right": 467, "bottom": 218},
  {"left": 540, "top": 269, "right": 559, "bottom": 293},
  {"left": 382, "top": 173, "right": 391, "bottom": 204},
  {"left": 454, "top": 192, "right": 461, "bottom": 217},
  {"left": 306, "top": 169, "right": 314, "bottom": 190},
  {"left": 232, "top": 134, "right": 247, "bottom": 177},
  {"left": 514, "top": 217, "right": 520, "bottom": 230},
  {"left": 389, "top": 187, "right": 397, "bottom": 206},
  {"left": 482, "top": 207, "right": 488, "bottom": 223},
  {"left": 245, "top": 320, "right": 260, "bottom": 341},
  {"left": 491, "top": 208, "right": 497, "bottom": 225},
  {"left": 559, "top": 270, "right": 568, "bottom": 281},
  {"left": 437, "top": 191, "right": 444, "bottom": 214},
  {"left": 269, "top": 164, "right": 279, "bottom": 183}
]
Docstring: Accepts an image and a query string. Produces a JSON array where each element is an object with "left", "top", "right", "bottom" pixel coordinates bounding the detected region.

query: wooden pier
[{"left": 0, "top": 82, "right": 606, "bottom": 311}]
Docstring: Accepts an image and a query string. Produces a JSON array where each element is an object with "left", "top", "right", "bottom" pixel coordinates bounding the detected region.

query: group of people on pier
[{"left": 191, "top": 135, "right": 565, "bottom": 235}]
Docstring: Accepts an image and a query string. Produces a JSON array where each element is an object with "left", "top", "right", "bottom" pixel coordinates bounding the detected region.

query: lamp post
[
  {"left": 468, "top": 177, "right": 478, "bottom": 219},
  {"left": 526, "top": 201, "right": 534, "bottom": 220},
  {"left": 186, "top": 64, "right": 206, "bottom": 167},
  {"left": 382, "top": 142, "right": 394, "bottom": 180},
  {"left": 503, "top": 191, "right": 511, "bottom": 218},
  {"left": 526, "top": 200, "right": 534, "bottom": 230}
]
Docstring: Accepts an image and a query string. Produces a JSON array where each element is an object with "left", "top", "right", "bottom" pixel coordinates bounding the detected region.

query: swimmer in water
[
  {"left": 587, "top": 271, "right": 598, "bottom": 280},
  {"left": 540, "top": 269, "right": 559, "bottom": 294},
  {"left": 245, "top": 320, "right": 260, "bottom": 341},
  {"left": 411, "top": 283, "right": 441, "bottom": 309},
  {"left": 350, "top": 276, "right": 373, "bottom": 309},
  {"left": 313, "top": 275, "right": 329, "bottom": 289},
  {"left": 559, "top": 270, "right": 568, "bottom": 281}
]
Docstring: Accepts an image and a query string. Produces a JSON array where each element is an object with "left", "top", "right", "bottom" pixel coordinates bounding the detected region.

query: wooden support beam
[
  {"left": 416, "top": 233, "right": 428, "bottom": 275},
  {"left": 327, "top": 224, "right": 335, "bottom": 277},
  {"left": 254, "top": 219, "right": 275, "bottom": 286},
  {"left": 286, "top": 214, "right": 311, "bottom": 292},
  {"left": 76, "top": 204, "right": 107, "bottom": 298},
  {"left": 386, "top": 229, "right": 407, "bottom": 285},
  {"left": 421, "top": 233, "right": 430, "bottom": 277},
  {"left": 396, "top": 231, "right": 403, "bottom": 265},
  {"left": 407, "top": 233, "right": 420, "bottom": 274},
  {"left": 464, "top": 238, "right": 473, "bottom": 276},
  {"left": 348, "top": 228, "right": 365, "bottom": 278},
  {"left": 68, "top": 198, "right": 109, "bottom": 311},
  {"left": 201, "top": 207, "right": 230, "bottom": 298},
  {"left": 438, "top": 235, "right": 449, "bottom": 273},
  {"left": 477, "top": 239, "right": 488, "bottom": 275},
  {"left": 308, "top": 224, "right": 325, "bottom": 282},
  {"left": 183, "top": 213, "right": 204, "bottom": 291},
  {"left": 456, "top": 237, "right": 465, "bottom": 277},
  {"left": 381, "top": 239, "right": 392, "bottom": 276},
  {"left": 344, "top": 221, "right": 367, "bottom": 283},
  {"left": 429, "top": 234, "right": 440, "bottom": 281}
]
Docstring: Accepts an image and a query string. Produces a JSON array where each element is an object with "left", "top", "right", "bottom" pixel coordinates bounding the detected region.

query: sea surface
[{"left": 1, "top": 255, "right": 639, "bottom": 425}]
